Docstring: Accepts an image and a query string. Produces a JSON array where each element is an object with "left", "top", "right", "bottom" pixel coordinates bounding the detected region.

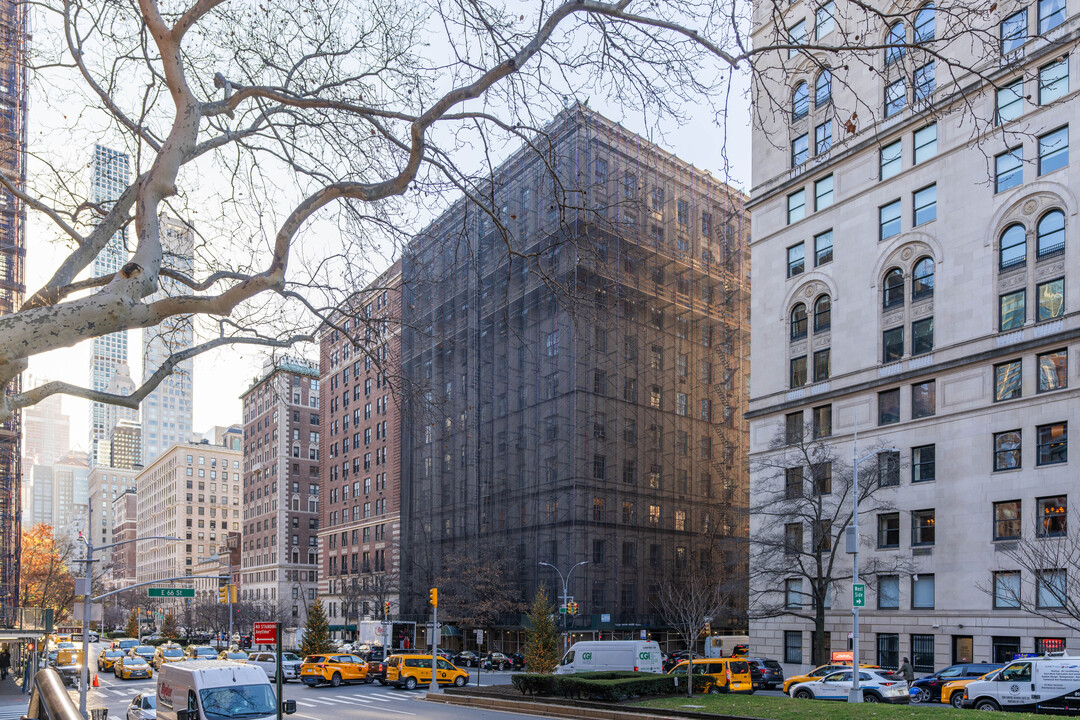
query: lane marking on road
[
  {"left": 365, "top": 696, "right": 393, "bottom": 702},
  {"left": 294, "top": 702, "right": 317, "bottom": 708},
  {"left": 321, "top": 697, "right": 360, "bottom": 704},
  {"left": 299, "top": 698, "right": 337, "bottom": 705}
]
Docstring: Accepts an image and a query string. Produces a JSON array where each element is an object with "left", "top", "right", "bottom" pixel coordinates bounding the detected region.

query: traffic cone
[{"left": 92, "top": 674, "right": 99, "bottom": 687}]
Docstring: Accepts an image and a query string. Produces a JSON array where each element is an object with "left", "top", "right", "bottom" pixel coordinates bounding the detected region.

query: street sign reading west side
[
  {"left": 852, "top": 583, "right": 866, "bottom": 608},
  {"left": 148, "top": 587, "right": 194, "bottom": 598}
]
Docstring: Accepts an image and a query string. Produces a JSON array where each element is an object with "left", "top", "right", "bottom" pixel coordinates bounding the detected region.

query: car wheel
[
  {"left": 708, "top": 686, "right": 722, "bottom": 694},
  {"left": 913, "top": 688, "right": 931, "bottom": 703},
  {"left": 454, "top": 675, "right": 465, "bottom": 687},
  {"left": 404, "top": 676, "right": 417, "bottom": 691},
  {"left": 863, "top": 692, "right": 881, "bottom": 703},
  {"left": 975, "top": 699, "right": 1000, "bottom": 712},
  {"left": 364, "top": 678, "right": 374, "bottom": 684},
  {"left": 951, "top": 693, "right": 965, "bottom": 709},
  {"left": 330, "top": 673, "right": 342, "bottom": 688},
  {"left": 379, "top": 680, "right": 388, "bottom": 686},
  {"left": 793, "top": 690, "right": 814, "bottom": 700}
]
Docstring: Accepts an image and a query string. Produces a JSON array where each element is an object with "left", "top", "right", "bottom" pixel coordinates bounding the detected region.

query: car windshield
[
  {"left": 136, "top": 647, "right": 155, "bottom": 654},
  {"left": 305, "top": 656, "right": 327, "bottom": 663},
  {"left": 940, "top": 666, "right": 964, "bottom": 678},
  {"left": 58, "top": 643, "right": 74, "bottom": 649},
  {"left": 144, "top": 697, "right": 157, "bottom": 709},
  {"left": 195, "top": 648, "right": 216, "bottom": 656},
  {"left": 105, "top": 651, "right": 124, "bottom": 658},
  {"left": 127, "top": 658, "right": 148, "bottom": 666},
  {"left": 227, "top": 653, "right": 247, "bottom": 660},
  {"left": 282, "top": 653, "right": 301, "bottom": 662},
  {"left": 164, "top": 649, "right": 184, "bottom": 657},
  {"left": 560, "top": 651, "right": 575, "bottom": 666},
  {"left": 198, "top": 685, "right": 276, "bottom": 720}
]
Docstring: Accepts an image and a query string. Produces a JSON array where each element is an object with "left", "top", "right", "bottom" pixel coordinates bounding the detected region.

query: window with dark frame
[
  {"left": 1001, "top": 9, "right": 1027, "bottom": 54},
  {"left": 792, "top": 133, "right": 810, "bottom": 167},
  {"left": 878, "top": 633, "right": 900, "bottom": 668},
  {"left": 1037, "top": 278, "right": 1064, "bottom": 321},
  {"left": 878, "top": 513, "right": 900, "bottom": 548},
  {"left": 883, "top": 327, "right": 904, "bottom": 363},
  {"left": 881, "top": 140, "right": 902, "bottom": 179},
  {"left": 1000, "top": 289, "right": 1026, "bottom": 331},
  {"left": 788, "top": 243, "right": 805, "bottom": 277},
  {"left": 996, "top": 147, "right": 1023, "bottom": 192},
  {"left": 786, "top": 412, "right": 804, "bottom": 444},
  {"left": 999, "top": 224, "right": 1027, "bottom": 270},
  {"left": 816, "top": 121, "right": 833, "bottom": 155},
  {"left": 879, "top": 388, "right": 900, "bottom": 425},
  {"left": 791, "top": 356, "right": 808, "bottom": 388},
  {"left": 912, "top": 257, "right": 934, "bottom": 300},
  {"left": 883, "top": 268, "right": 905, "bottom": 308},
  {"left": 814, "top": 296, "right": 832, "bottom": 332},
  {"left": 1039, "top": 57, "right": 1069, "bottom": 105},
  {"left": 1036, "top": 422, "right": 1067, "bottom": 465},
  {"left": 1036, "top": 210, "right": 1065, "bottom": 258},
  {"left": 994, "top": 500, "right": 1022, "bottom": 540},
  {"left": 885, "top": 79, "right": 906, "bottom": 117},
  {"left": 785, "top": 466, "right": 804, "bottom": 499},
  {"left": 1038, "top": 126, "right": 1069, "bottom": 175},
  {"left": 912, "top": 318, "right": 934, "bottom": 355},
  {"left": 878, "top": 450, "right": 900, "bottom": 487},
  {"left": 1037, "top": 349, "right": 1067, "bottom": 393},
  {"left": 1037, "top": 495, "right": 1067, "bottom": 537},
  {"left": 993, "top": 571, "right": 1021, "bottom": 608},
  {"left": 812, "top": 462, "right": 832, "bottom": 495},
  {"left": 912, "top": 380, "right": 935, "bottom": 418},
  {"left": 813, "top": 405, "right": 832, "bottom": 438},
  {"left": 912, "top": 575, "right": 935, "bottom": 609},
  {"left": 791, "top": 303, "right": 808, "bottom": 340},
  {"left": 994, "top": 430, "right": 1022, "bottom": 471},
  {"left": 815, "top": 230, "right": 833, "bottom": 266},
  {"left": 994, "top": 360, "right": 1022, "bottom": 401},
  {"left": 785, "top": 523, "right": 803, "bottom": 554},
  {"left": 914, "top": 124, "right": 938, "bottom": 164},
  {"left": 815, "top": 175, "right": 834, "bottom": 209},
  {"left": 913, "top": 184, "right": 937, "bottom": 225},
  {"left": 788, "top": 189, "right": 806, "bottom": 224},
  {"left": 997, "top": 78, "right": 1024, "bottom": 124},
  {"left": 785, "top": 631, "right": 803, "bottom": 664},
  {"left": 880, "top": 199, "right": 902, "bottom": 240},
  {"left": 912, "top": 444, "right": 936, "bottom": 483},
  {"left": 878, "top": 576, "right": 900, "bottom": 609},
  {"left": 912, "top": 635, "right": 935, "bottom": 673},
  {"left": 1039, "top": 0, "right": 1066, "bottom": 32},
  {"left": 813, "top": 348, "right": 831, "bottom": 382},
  {"left": 912, "top": 509, "right": 935, "bottom": 545}
]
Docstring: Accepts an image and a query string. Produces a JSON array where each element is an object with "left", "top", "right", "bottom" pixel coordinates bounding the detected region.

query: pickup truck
[{"left": 55, "top": 648, "right": 85, "bottom": 687}]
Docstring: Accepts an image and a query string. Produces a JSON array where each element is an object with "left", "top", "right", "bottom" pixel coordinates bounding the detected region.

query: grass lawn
[{"left": 635, "top": 694, "right": 1044, "bottom": 720}]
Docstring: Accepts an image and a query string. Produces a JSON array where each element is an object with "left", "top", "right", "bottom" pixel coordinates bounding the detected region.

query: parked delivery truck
[
  {"left": 963, "top": 653, "right": 1080, "bottom": 713},
  {"left": 156, "top": 661, "right": 296, "bottom": 720},
  {"left": 555, "top": 641, "right": 663, "bottom": 674}
]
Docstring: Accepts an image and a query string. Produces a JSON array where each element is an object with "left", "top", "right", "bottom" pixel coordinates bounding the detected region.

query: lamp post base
[{"left": 847, "top": 689, "right": 863, "bottom": 703}]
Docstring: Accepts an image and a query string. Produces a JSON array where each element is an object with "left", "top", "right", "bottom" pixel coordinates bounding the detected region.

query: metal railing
[{"left": 24, "top": 668, "right": 87, "bottom": 720}]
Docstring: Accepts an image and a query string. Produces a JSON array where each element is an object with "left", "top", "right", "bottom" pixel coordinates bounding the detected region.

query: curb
[{"left": 424, "top": 690, "right": 767, "bottom": 720}]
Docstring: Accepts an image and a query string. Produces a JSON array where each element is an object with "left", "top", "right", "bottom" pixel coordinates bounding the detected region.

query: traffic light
[
  {"left": 428, "top": 588, "right": 438, "bottom": 607},
  {"left": 218, "top": 586, "right": 228, "bottom": 604},
  {"left": 230, "top": 585, "right": 238, "bottom": 603},
  {"left": 567, "top": 601, "right": 578, "bottom": 615},
  {"left": 384, "top": 601, "right": 391, "bottom": 617}
]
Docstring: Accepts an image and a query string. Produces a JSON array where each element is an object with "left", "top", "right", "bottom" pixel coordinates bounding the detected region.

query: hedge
[{"left": 511, "top": 671, "right": 712, "bottom": 701}]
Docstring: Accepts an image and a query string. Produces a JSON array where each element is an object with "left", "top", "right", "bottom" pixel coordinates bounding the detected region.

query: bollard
[{"left": 91, "top": 707, "right": 109, "bottom": 720}]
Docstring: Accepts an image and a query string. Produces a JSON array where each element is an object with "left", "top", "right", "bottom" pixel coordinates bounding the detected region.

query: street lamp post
[
  {"left": 538, "top": 561, "right": 588, "bottom": 656},
  {"left": 197, "top": 554, "right": 234, "bottom": 647},
  {"left": 848, "top": 419, "right": 898, "bottom": 704}
]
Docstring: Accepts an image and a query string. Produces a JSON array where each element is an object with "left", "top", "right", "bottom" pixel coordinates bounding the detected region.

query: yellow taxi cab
[
  {"left": 782, "top": 663, "right": 881, "bottom": 694},
  {"left": 386, "top": 654, "right": 469, "bottom": 690},
  {"left": 941, "top": 669, "right": 1002, "bottom": 709},
  {"left": 114, "top": 656, "right": 153, "bottom": 680},
  {"left": 300, "top": 653, "right": 371, "bottom": 687},
  {"left": 152, "top": 645, "right": 186, "bottom": 669},
  {"left": 97, "top": 648, "right": 125, "bottom": 672},
  {"left": 667, "top": 658, "right": 754, "bottom": 694}
]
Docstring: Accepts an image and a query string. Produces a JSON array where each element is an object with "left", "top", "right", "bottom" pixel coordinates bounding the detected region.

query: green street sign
[
  {"left": 148, "top": 587, "right": 194, "bottom": 598},
  {"left": 852, "top": 583, "right": 866, "bottom": 608},
  {"left": 558, "top": 606, "right": 568, "bottom": 614}
]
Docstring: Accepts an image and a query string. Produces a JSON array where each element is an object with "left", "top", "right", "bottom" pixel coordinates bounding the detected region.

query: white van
[
  {"left": 156, "top": 661, "right": 296, "bottom": 720},
  {"left": 705, "top": 635, "right": 750, "bottom": 659},
  {"left": 555, "top": 641, "right": 663, "bottom": 674},
  {"left": 963, "top": 653, "right": 1080, "bottom": 713}
]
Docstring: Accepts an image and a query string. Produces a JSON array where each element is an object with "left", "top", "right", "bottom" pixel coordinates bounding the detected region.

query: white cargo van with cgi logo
[
  {"left": 555, "top": 641, "right": 663, "bottom": 674},
  {"left": 963, "top": 654, "right": 1080, "bottom": 713},
  {"left": 157, "top": 661, "right": 296, "bottom": 720}
]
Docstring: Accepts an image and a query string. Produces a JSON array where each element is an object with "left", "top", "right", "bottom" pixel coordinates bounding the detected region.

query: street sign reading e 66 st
[
  {"left": 148, "top": 587, "right": 194, "bottom": 598},
  {"left": 852, "top": 583, "right": 866, "bottom": 608}
]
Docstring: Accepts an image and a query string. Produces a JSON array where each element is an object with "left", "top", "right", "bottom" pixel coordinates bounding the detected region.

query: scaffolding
[
  {"left": 400, "top": 106, "right": 750, "bottom": 637},
  {"left": 0, "top": 0, "right": 27, "bottom": 627}
]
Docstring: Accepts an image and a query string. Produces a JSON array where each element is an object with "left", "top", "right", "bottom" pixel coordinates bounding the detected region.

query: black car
[
  {"left": 506, "top": 653, "right": 526, "bottom": 671},
  {"left": 366, "top": 656, "right": 389, "bottom": 685},
  {"left": 910, "top": 663, "right": 1002, "bottom": 703},
  {"left": 663, "top": 651, "right": 691, "bottom": 673},
  {"left": 743, "top": 657, "right": 785, "bottom": 690}
]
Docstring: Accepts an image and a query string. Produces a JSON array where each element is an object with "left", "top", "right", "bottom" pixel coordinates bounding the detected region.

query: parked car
[
  {"left": 126, "top": 693, "right": 156, "bottom": 720},
  {"left": 506, "top": 653, "right": 526, "bottom": 671},
  {"left": 941, "top": 668, "right": 1003, "bottom": 709},
  {"left": 743, "top": 657, "right": 785, "bottom": 690},
  {"left": 663, "top": 651, "right": 690, "bottom": 673},
  {"left": 115, "top": 656, "right": 153, "bottom": 680},
  {"left": 480, "top": 652, "right": 513, "bottom": 671},
  {"left": 452, "top": 651, "right": 479, "bottom": 668},
  {"left": 667, "top": 658, "right": 754, "bottom": 694},
  {"left": 247, "top": 651, "right": 303, "bottom": 682},
  {"left": 299, "top": 654, "right": 371, "bottom": 687},
  {"left": 386, "top": 654, "right": 468, "bottom": 690},
  {"left": 218, "top": 650, "right": 249, "bottom": 663},
  {"left": 366, "top": 655, "right": 389, "bottom": 685},
  {"left": 782, "top": 663, "right": 881, "bottom": 694},
  {"left": 789, "top": 668, "right": 909, "bottom": 704},
  {"left": 98, "top": 649, "right": 125, "bottom": 672},
  {"left": 910, "top": 663, "right": 1001, "bottom": 703}
]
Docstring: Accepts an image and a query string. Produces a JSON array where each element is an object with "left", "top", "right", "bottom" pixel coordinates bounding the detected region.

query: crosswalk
[{"left": 0, "top": 704, "right": 29, "bottom": 720}]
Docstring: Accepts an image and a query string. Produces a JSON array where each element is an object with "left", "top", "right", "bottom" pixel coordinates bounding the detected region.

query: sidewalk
[{"left": 0, "top": 673, "right": 29, "bottom": 718}]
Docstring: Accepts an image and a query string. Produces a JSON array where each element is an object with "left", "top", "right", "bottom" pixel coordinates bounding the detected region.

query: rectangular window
[
  {"left": 881, "top": 140, "right": 902, "bottom": 179},
  {"left": 792, "top": 133, "right": 809, "bottom": 167},
  {"left": 912, "top": 380, "right": 936, "bottom": 418},
  {"left": 880, "top": 200, "right": 902, "bottom": 240},
  {"left": 813, "top": 405, "right": 832, "bottom": 438},
  {"left": 1037, "top": 422, "right": 1067, "bottom": 465},
  {"left": 786, "top": 412, "right": 804, "bottom": 444},
  {"left": 879, "top": 450, "right": 900, "bottom": 487},
  {"left": 912, "top": 509, "right": 936, "bottom": 545},
  {"left": 814, "top": 175, "right": 834, "bottom": 210},
  {"left": 996, "top": 147, "right": 1023, "bottom": 193},
  {"left": 790, "top": 356, "right": 808, "bottom": 388},
  {"left": 1000, "top": 289, "right": 1026, "bottom": 330},
  {"left": 785, "top": 631, "right": 803, "bottom": 664},
  {"left": 879, "top": 388, "right": 901, "bottom": 425},
  {"left": 912, "top": 635, "right": 935, "bottom": 673},
  {"left": 994, "top": 360, "right": 1022, "bottom": 401},
  {"left": 1037, "top": 570, "right": 1066, "bottom": 608},
  {"left": 914, "top": 124, "right": 937, "bottom": 164},
  {"left": 815, "top": 121, "right": 833, "bottom": 155},
  {"left": 785, "top": 466, "right": 804, "bottom": 499},
  {"left": 1001, "top": 9, "right": 1028, "bottom": 54},
  {"left": 1037, "top": 278, "right": 1064, "bottom": 320},
  {"left": 883, "top": 327, "right": 904, "bottom": 363},
  {"left": 878, "top": 576, "right": 900, "bottom": 609},
  {"left": 814, "top": 230, "right": 833, "bottom": 266},
  {"left": 788, "top": 189, "right": 806, "bottom": 224},
  {"left": 885, "top": 79, "right": 906, "bottom": 117},
  {"left": 913, "top": 185, "right": 936, "bottom": 225},
  {"left": 1039, "top": 0, "right": 1067, "bottom": 32},
  {"left": 997, "top": 78, "right": 1025, "bottom": 125},
  {"left": 1038, "top": 350, "right": 1068, "bottom": 392},
  {"left": 994, "top": 430, "right": 1022, "bottom": 471},
  {"left": 994, "top": 500, "right": 1022, "bottom": 540},
  {"left": 878, "top": 634, "right": 900, "bottom": 668},
  {"left": 787, "top": 242, "right": 805, "bottom": 277},
  {"left": 788, "top": 20, "right": 806, "bottom": 57},
  {"left": 912, "top": 444, "right": 936, "bottom": 483},
  {"left": 912, "top": 575, "right": 935, "bottom": 609},
  {"left": 878, "top": 513, "right": 900, "bottom": 548},
  {"left": 994, "top": 571, "right": 1021, "bottom": 608},
  {"left": 1039, "top": 57, "right": 1069, "bottom": 104},
  {"left": 812, "top": 462, "right": 833, "bottom": 495},
  {"left": 785, "top": 578, "right": 803, "bottom": 608},
  {"left": 816, "top": 1, "right": 836, "bottom": 37},
  {"left": 912, "top": 317, "right": 934, "bottom": 355},
  {"left": 813, "top": 348, "right": 831, "bottom": 382},
  {"left": 914, "top": 62, "right": 935, "bottom": 101},
  {"left": 1039, "top": 126, "right": 1069, "bottom": 175},
  {"left": 1037, "top": 495, "right": 1068, "bottom": 537},
  {"left": 785, "top": 523, "right": 803, "bottom": 554}
]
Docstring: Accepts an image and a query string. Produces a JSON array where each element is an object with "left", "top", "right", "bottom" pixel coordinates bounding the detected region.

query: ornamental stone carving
[
  {"left": 1037, "top": 261, "right": 1065, "bottom": 278},
  {"left": 1023, "top": 199, "right": 1038, "bottom": 215},
  {"left": 900, "top": 247, "right": 914, "bottom": 261},
  {"left": 882, "top": 311, "right": 904, "bottom": 326}
]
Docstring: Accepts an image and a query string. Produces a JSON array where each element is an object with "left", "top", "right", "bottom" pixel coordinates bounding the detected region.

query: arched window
[
  {"left": 914, "top": 3, "right": 935, "bottom": 43},
  {"left": 999, "top": 224, "right": 1026, "bottom": 270},
  {"left": 1036, "top": 210, "right": 1065, "bottom": 258},
  {"left": 792, "top": 82, "right": 810, "bottom": 120},
  {"left": 912, "top": 257, "right": 934, "bottom": 300},
  {"left": 791, "top": 303, "right": 808, "bottom": 340},
  {"left": 813, "top": 295, "right": 832, "bottom": 332},
  {"left": 885, "top": 22, "right": 906, "bottom": 65},
  {"left": 883, "top": 268, "right": 905, "bottom": 309},
  {"left": 815, "top": 69, "right": 832, "bottom": 106}
]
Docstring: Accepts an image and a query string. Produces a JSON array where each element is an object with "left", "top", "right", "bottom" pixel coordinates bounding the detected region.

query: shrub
[{"left": 511, "top": 672, "right": 699, "bottom": 701}]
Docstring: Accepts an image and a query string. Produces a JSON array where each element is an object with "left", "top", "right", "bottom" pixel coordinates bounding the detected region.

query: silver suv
[{"left": 247, "top": 651, "right": 302, "bottom": 682}]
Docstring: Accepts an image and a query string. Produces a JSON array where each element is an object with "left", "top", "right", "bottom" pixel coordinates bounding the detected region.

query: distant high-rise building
[
  {"left": 53, "top": 450, "right": 90, "bottom": 533},
  {"left": 140, "top": 216, "right": 195, "bottom": 465},
  {"left": 110, "top": 488, "right": 138, "bottom": 588},
  {"left": 87, "top": 465, "right": 138, "bottom": 559},
  {"left": 197, "top": 426, "right": 243, "bottom": 452},
  {"left": 24, "top": 465, "right": 54, "bottom": 528},
  {"left": 22, "top": 389, "right": 70, "bottom": 466},
  {"left": 240, "top": 357, "right": 320, "bottom": 623},
  {"left": 89, "top": 145, "right": 131, "bottom": 468},
  {"left": 0, "top": 0, "right": 30, "bottom": 626},
  {"left": 110, "top": 420, "right": 142, "bottom": 470}
]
